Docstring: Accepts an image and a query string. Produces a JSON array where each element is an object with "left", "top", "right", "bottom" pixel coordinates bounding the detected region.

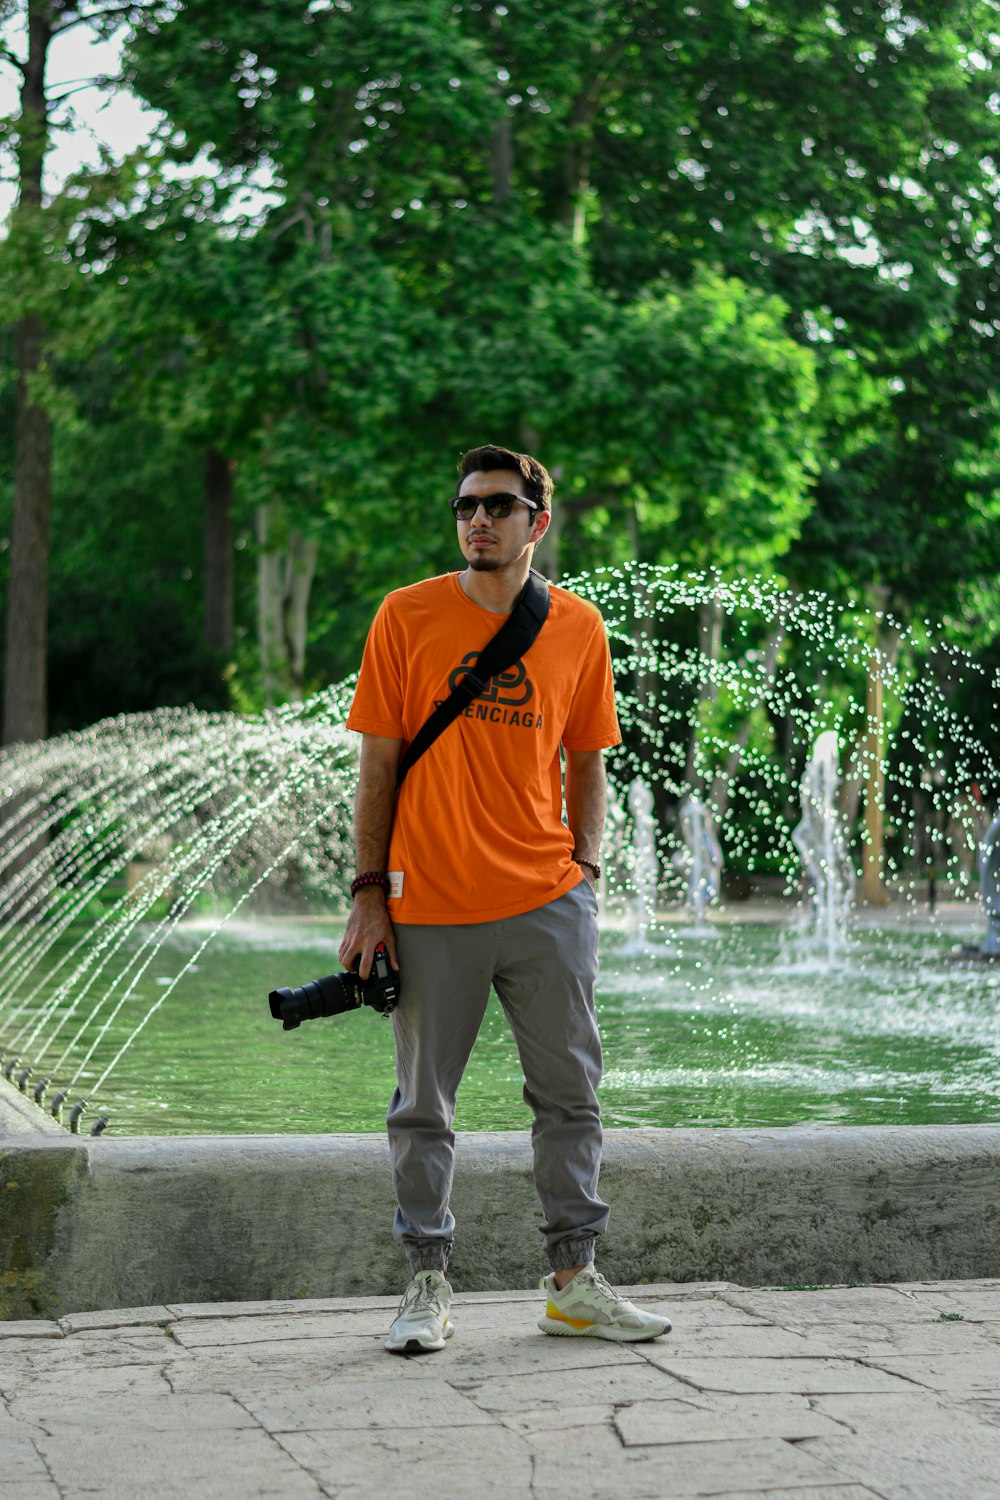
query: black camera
[{"left": 268, "top": 943, "right": 399, "bottom": 1031}]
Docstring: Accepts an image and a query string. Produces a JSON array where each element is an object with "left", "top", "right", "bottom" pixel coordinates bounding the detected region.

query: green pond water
[{"left": 30, "top": 910, "right": 1000, "bottom": 1136}]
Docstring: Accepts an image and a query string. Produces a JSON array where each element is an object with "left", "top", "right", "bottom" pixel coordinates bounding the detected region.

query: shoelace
[
  {"left": 544, "top": 1269, "right": 628, "bottom": 1308},
  {"left": 585, "top": 1271, "right": 629, "bottom": 1308},
  {"left": 400, "top": 1280, "right": 445, "bottom": 1318}
]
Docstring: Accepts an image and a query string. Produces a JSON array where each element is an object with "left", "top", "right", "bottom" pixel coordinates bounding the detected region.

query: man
[{"left": 339, "top": 443, "right": 670, "bottom": 1353}]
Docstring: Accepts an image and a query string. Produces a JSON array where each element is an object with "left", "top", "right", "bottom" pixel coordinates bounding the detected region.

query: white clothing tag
[{"left": 387, "top": 871, "right": 404, "bottom": 900}]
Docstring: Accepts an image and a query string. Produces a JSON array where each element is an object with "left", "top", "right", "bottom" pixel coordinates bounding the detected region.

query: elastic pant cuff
[
  {"left": 547, "top": 1236, "right": 597, "bottom": 1272},
  {"left": 405, "top": 1243, "right": 453, "bottom": 1274}
]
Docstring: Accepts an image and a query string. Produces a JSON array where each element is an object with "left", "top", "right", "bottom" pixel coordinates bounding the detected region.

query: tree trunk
[
  {"left": 490, "top": 116, "right": 512, "bottom": 203},
  {"left": 859, "top": 646, "right": 890, "bottom": 905},
  {"left": 534, "top": 498, "right": 561, "bottom": 579},
  {"left": 283, "top": 530, "right": 319, "bottom": 696},
  {"left": 565, "top": 131, "right": 592, "bottom": 247},
  {"left": 257, "top": 503, "right": 284, "bottom": 708},
  {"left": 2, "top": 3, "right": 53, "bottom": 747},
  {"left": 685, "top": 591, "right": 724, "bottom": 790},
  {"left": 837, "top": 733, "right": 865, "bottom": 831},
  {"left": 3, "top": 315, "right": 52, "bottom": 746},
  {"left": 203, "top": 449, "right": 234, "bottom": 654},
  {"left": 257, "top": 503, "right": 319, "bottom": 706},
  {"left": 858, "top": 606, "right": 901, "bottom": 906},
  {"left": 707, "top": 628, "right": 785, "bottom": 825},
  {"left": 555, "top": 36, "right": 628, "bottom": 241}
]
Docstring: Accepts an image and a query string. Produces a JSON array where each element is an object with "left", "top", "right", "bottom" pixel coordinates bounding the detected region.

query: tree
[{"left": 0, "top": 0, "right": 157, "bottom": 744}]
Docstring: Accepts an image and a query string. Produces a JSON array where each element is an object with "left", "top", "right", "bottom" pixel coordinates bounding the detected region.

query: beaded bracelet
[
  {"left": 574, "top": 855, "right": 602, "bottom": 881},
  {"left": 350, "top": 871, "right": 388, "bottom": 898}
]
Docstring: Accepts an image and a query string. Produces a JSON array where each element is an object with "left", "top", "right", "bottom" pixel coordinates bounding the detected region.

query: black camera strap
[{"left": 396, "top": 568, "right": 550, "bottom": 789}]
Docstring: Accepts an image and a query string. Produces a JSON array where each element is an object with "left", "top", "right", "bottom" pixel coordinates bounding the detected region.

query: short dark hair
[{"left": 458, "top": 444, "right": 554, "bottom": 511}]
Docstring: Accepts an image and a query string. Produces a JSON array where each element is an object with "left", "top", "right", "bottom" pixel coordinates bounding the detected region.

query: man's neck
[{"left": 458, "top": 558, "right": 532, "bottom": 615}]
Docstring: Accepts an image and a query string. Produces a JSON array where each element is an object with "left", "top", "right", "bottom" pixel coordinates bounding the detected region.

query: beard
[{"left": 467, "top": 552, "right": 504, "bottom": 571}]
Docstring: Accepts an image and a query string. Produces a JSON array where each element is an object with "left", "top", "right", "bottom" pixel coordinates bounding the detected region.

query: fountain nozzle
[
  {"left": 15, "top": 1067, "right": 32, "bottom": 1093},
  {"left": 90, "top": 1117, "right": 109, "bottom": 1136},
  {"left": 2, "top": 1057, "right": 19, "bottom": 1081},
  {"left": 33, "top": 1078, "right": 49, "bottom": 1105},
  {"left": 68, "top": 1101, "right": 88, "bottom": 1134},
  {"left": 50, "top": 1090, "right": 68, "bottom": 1121}
]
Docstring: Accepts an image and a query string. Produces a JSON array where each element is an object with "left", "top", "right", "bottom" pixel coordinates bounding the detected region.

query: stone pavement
[{"left": 3, "top": 1280, "right": 1000, "bottom": 1500}]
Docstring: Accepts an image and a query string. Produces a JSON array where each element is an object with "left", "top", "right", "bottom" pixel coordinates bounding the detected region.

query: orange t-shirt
[{"left": 346, "top": 572, "right": 621, "bottom": 924}]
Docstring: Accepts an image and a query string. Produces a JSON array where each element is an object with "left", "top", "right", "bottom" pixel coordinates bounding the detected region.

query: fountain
[
  {"left": 1, "top": 562, "right": 999, "bottom": 1136},
  {"left": 617, "top": 777, "right": 663, "bottom": 954},
  {"left": 982, "top": 815, "right": 1000, "bottom": 957},
  {"left": 789, "top": 730, "right": 852, "bottom": 967},
  {"left": 674, "top": 794, "right": 723, "bottom": 937},
  {"left": 0, "top": 696, "right": 357, "bottom": 1130},
  {"left": 951, "top": 812, "right": 1000, "bottom": 964}
]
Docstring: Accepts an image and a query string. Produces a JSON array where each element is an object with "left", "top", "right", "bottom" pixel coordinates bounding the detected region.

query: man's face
[{"left": 456, "top": 468, "right": 549, "bottom": 573}]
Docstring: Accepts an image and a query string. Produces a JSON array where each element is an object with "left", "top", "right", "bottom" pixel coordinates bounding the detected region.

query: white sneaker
[
  {"left": 538, "top": 1266, "right": 671, "bottom": 1342},
  {"left": 385, "top": 1269, "right": 455, "bottom": 1354}
]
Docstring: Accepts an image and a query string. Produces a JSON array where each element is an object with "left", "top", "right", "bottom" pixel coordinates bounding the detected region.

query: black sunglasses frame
[{"left": 449, "top": 492, "right": 541, "bottom": 521}]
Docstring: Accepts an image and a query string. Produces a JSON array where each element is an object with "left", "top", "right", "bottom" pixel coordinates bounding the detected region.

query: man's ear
[{"left": 532, "top": 510, "right": 552, "bottom": 543}]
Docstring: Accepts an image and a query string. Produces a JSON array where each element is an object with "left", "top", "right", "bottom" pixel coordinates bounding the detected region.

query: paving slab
[
  {"left": 810, "top": 1390, "right": 1000, "bottom": 1433},
  {"left": 166, "top": 1295, "right": 400, "bottom": 1318},
  {"left": 452, "top": 1358, "right": 692, "bottom": 1411},
  {"left": 959, "top": 1396, "right": 1000, "bottom": 1427},
  {"left": 791, "top": 1319, "right": 1000, "bottom": 1357},
  {"left": 799, "top": 1431, "right": 1000, "bottom": 1500},
  {"left": 392, "top": 1326, "right": 642, "bottom": 1381},
  {"left": 496, "top": 1401, "right": 617, "bottom": 1434},
  {"left": 241, "top": 1375, "right": 500, "bottom": 1433},
  {"left": 645, "top": 1322, "right": 831, "bottom": 1358},
  {"left": 0, "top": 1322, "right": 62, "bottom": 1340},
  {"left": 164, "top": 1345, "right": 379, "bottom": 1393},
  {"left": 894, "top": 1278, "right": 1000, "bottom": 1293},
  {"left": 0, "top": 1438, "right": 52, "bottom": 1481},
  {"left": 58, "top": 1306, "right": 177, "bottom": 1333},
  {"left": 702, "top": 1490, "right": 883, "bottom": 1500},
  {"left": 169, "top": 1311, "right": 391, "bottom": 1347},
  {"left": 3, "top": 1279, "right": 1000, "bottom": 1499},
  {"left": 860, "top": 1348, "right": 1000, "bottom": 1395},
  {"left": 614, "top": 1393, "right": 849, "bottom": 1446},
  {"left": 0, "top": 1365, "right": 175, "bottom": 1402},
  {"left": 8, "top": 1394, "right": 257, "bottom": 1433},
  {"left": 719, "top": 1286, "right": 937, "bottom": 1325},
  {"left": 34, "top": 1429, "right": 326, "bottom": 1500},
  {"left": 0, "top": 1326, "right": 176, "bottom": 1368},
  {"left": 524, "top": 1426, "right": 851, "bottom": 1499},
  {"left": 663, "top": 1300, "right": 773, "bottom": 1328},
  {"left": 273, "top": 1425, "right": 533, "bottom": 1495},
  {"left": 903, "top": 1286, "right": 1000, "bottom": 1320},
  {"left": 637, "top": 1352, "right": 921, "bottom": 1395}
]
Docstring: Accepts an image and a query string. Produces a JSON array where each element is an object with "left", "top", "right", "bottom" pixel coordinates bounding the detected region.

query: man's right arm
[{"left": 337, "top": 733, "right": 402, "bottom": 978}]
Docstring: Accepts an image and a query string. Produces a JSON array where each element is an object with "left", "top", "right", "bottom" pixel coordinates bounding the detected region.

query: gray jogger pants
[{"left": 387, "top": 880, "right": 609, "bottom": 1273}]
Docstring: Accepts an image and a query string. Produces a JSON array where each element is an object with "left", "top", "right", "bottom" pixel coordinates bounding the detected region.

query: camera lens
[{"left": 268, "top": 971, "right": 364, "bottom": 1030}]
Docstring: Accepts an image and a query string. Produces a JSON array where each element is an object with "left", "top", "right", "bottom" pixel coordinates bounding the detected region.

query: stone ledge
[
  {"left": 0, "top": 1073, "right": 67, "bottom": 1138},
  {"left": 3, "top": 1122, "right": 1000, "bottom": 1320}
]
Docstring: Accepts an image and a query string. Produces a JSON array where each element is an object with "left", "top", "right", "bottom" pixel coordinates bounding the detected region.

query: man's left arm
[{"left": 565, "top": 749, "right": 607, "bottom": 889}]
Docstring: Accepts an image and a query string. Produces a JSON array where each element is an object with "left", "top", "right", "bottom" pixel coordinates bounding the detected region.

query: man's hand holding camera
[{"left": 339, "top": 883, "right": 399, "bottom": 980}]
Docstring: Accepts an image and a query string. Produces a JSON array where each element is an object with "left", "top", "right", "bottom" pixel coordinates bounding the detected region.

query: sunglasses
[{"left": 449, "top": 492, "right": 540, "bottom": 521}]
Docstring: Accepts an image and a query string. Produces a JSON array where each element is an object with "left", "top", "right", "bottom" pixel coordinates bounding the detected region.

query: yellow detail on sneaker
[{"left": 546, "top": 1302, "right": 595, "bottom": 1329}]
